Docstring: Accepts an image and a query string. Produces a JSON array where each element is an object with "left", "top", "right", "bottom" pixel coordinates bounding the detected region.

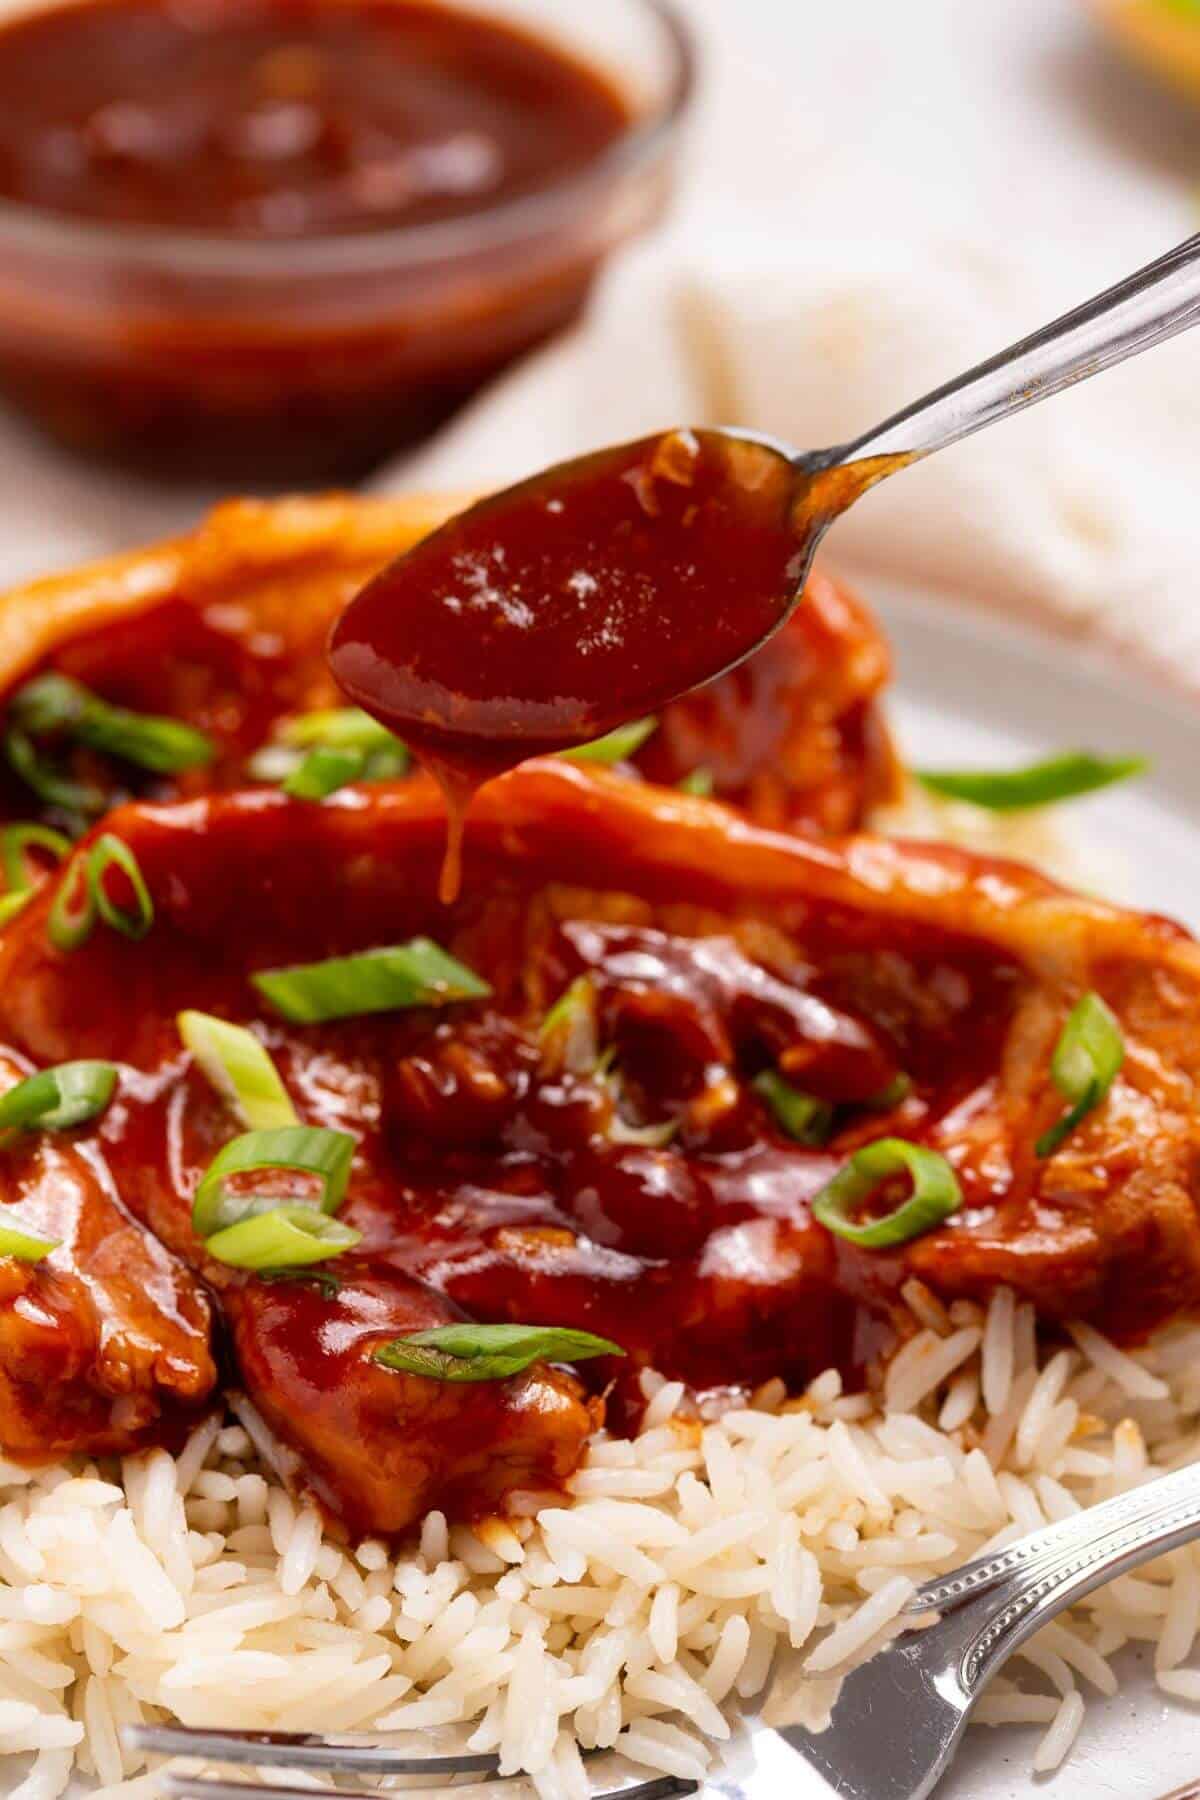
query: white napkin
[{"left": 382, "top": 233, "right": 1200, "bottom": 686}]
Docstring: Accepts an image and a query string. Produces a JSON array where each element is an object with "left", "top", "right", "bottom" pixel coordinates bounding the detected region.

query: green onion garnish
[
  {"left": 275, "top": 739, "right": 408, "bottom": 796},
  {"left": 1035, "top": 991, "right": 1124, "bottom": 1158},
  {"left": 373, "top": 1323, "right": 623, "bottom": 1384},
  {"left": 279, "top": 709, "right": 399, "bottom": 754},
  {"left": 5, "top": 725, "right": 105, "bottom": 816},
  {"left": 260, "top": 1266, "right": 343, "bottom": 1297},
  {"left": 253, "top": 939, "right": 491, "bottom": 1025},
  {"left": 813, "top": 1138, "right": 962, "bottom": 1248},
  {"left": 608, "top": 1109, "right": 678, "bottom": 1148},
  {"left": 0, "top": 1210, "right": 59, "bottom": 1262},
  {"left": 251, "top": 710, "right": 408, "bottom": 790},
  {"left": 88, "top": 835, "right": 153, "bottom": 941},
  {"left": 0, "top": 1061, "right": 117, "bottom": 1134},
  {"left": 47, "top": 853, "right": 94, "bottom": 951},
  {"left": 561, "top": 719, "right": 657, "bottom": 766},
  {"left": 9, "top": 673, "right": 213, "bottom": 776},
  {"left": 754, "top": 1070, "right": 834, "bottom": 1145},
  {"left": 205, "top": 1203, "right": 361, "bottom": 1271},
  {"left": 179, "top": 1012, "right": 298, "bottom": 1131},
  {"left": 48, "top": 834, "right": 154, "bottom": 950},
  {"left": 282, "top": 745, "right": 367, "bottom": 802},
  {"left": 678, "top": 767, "right": 715, "bottom": 797},
  {"left": 0, "top": 892, "right": 30, "bottom": 927},
  {"left": 538, "top": 975, "right": 599, "bottom": 1075},
  {"left": 192, "top": 1124, "right": 356, "bottom": 1238},
  {"left": 916, "top": 752, "right": 1146, "bottom": 812},
  {"left": 1, "top": 823, "right": 70, "bottom": 895},
  {"left": 245, "top": 745, "right": 304, "bottom": 784}
]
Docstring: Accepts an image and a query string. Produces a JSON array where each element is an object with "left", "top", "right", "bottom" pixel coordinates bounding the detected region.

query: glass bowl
[{"left": 0, "top": 0, "right": 694, "bottom": 483}]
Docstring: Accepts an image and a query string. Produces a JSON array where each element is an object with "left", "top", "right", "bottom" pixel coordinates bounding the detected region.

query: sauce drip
[
  {"left": 331, "top": 429, "right": 912, "bottom": 900},
  {"left": 331, "top": 429, "right": 809, "bottom": 897},
  {"left": 0, "top": 0, "right": 628, "bottom": 236}
]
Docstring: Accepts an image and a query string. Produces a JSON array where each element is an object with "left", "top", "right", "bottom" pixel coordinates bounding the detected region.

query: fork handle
[
  {"left": 919, "top": 1458, "right": 1200, "bottom": 1694},
  {"left": 835, "top": 231, "right": 1200, "bottom": 469}
]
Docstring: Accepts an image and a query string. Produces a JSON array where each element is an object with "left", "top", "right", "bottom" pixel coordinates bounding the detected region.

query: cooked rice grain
[{"left": 1, "top": 1293, "right": 1200, "bottom": 1796}]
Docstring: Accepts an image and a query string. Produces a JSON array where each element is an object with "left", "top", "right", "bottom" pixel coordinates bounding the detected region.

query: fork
[
  {"left": 771, "top": 1454, "right": 1200, "bottom": 1799},
  {"left": 127, "top": 1455, "right": 1200, "bottom": 1800},
  {"left": 125, "top": 1724, "right": 699, "bottom": 1800}
]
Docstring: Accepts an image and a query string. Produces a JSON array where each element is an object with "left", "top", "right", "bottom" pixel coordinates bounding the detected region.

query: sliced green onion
[
  {"left": 916, "top": 752, "right": 1146, "bottom": 812},
  {"left": 253, "top": 939, "right": 491, "bottom": 1025},
  {"left": 8, "top": 673, "right": 87, "bottom": 736},
  {"left": 0, "top": 891, "right": 30, "bottom": 928},
  {"left": 1, "top": 823, "right": 70, "bottom": 894},
  {"left": 813, "top": 1138, "right": 962, "bottom": 1248},
  {"left": 0, "top": 1209, "right": 59, "bottom": 1262},
  {"left": 192, "top": 1125, "right": 355, "bottom": 1238},
  {"left": 283, "top": 745, "right": 366, "bottom": 801},
  {"left": 374, "top": 1323, "right": 623, "bottom": 1383},
  {"left": 538, "top": 975, "right": 599, "bottom": 1075},
  {"left": 6, "top": 725, "right": 105, "bottom": 816},
  {"left": 10, "top": 673, "right": 213, "bottom": 775},
  {"left": 279, "top": 709, "right": 399, "bottom": 753},
  {"left": 0, "top": 1061, "right": 117, "bottom": 1133},
  {"left": 873, "top": 1072, "right": 914, "bottom": 1109},
  {"left": 47, "top": 853, "right": 94, "bottom": 950},
  {"left": 561, "top": 718, "right": 657, "bottom": 766},
  {"left": 1035, "top": 991, "right": 1123, "bottom": 1158},
  {"left": 179, "top": 1012, "right": 298, "bottom": 1131},
  {"left": 597, "top": 1056, "right": 678, "bottom": 1147},
  {"left": 246, "top": 744, "right": 304, "bottom": 783},
  {"left": 360, "top": 740, "right": 410, "bottom": 782},
  {"left": 678, "top": 767, "right": 715, "bottom": 797},
  {"left": 43, "top": 833, "right": 151, "bottom": 951},
  {"left": 252, "top": 711, "right": 408, "bottom": 789},
  {"left": 754, "top": 1070, "right": 834, "bottom": 1145},
  {"left": 260, "top": 1266, "right": 343, "bottom": 1297},
  {"left": 205, "top": 1203, "right": 361, "bottom": 1271},
  {"left": 88, "top": 835, "right": 153, "bottom": 940},
  {"left": 608, "top": 1113, "right": 678, "bottom": 1148}
]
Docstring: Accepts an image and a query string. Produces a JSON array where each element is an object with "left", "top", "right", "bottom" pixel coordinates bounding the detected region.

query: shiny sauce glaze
[
  {"left": 2, "top": 770, "right": 1199, "bottom": 1535},
  {"left": 330, "top": 430, "right": 808, "bottom": 894},
  {"left": 0, "top": 782, "right": 1030, "bottom": 1531},
  {"left": 0, "top": 0, "right": 629, "bottom": 236},
  {"left": 0, "top": 549, "right": 898, "bottom": 838}
]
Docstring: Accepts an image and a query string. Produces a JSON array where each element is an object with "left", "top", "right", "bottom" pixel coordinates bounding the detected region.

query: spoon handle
[{"left": 840, "top": 230, "right": 1200, "bottom": 466}]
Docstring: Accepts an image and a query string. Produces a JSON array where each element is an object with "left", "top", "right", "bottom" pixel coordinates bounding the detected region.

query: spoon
[{"left": 330, "top": 230, "right": 1200, "bottom": 899}]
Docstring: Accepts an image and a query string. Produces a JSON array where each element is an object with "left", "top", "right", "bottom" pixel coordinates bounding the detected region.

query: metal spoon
[{"left": 330, "top": 230, "right": 1200, "bottom": 895}]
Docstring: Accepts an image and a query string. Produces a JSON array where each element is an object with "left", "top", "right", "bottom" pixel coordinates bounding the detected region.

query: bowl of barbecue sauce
[{"left": 0, "top": 0, "right": 692, "bottom": 481}]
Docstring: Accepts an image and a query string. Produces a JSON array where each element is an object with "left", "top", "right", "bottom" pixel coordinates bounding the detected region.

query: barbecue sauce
[
  {"left": 330, "top": 429, "right": 809, "bottom": 898},
  {"left": 330, "top": 430, "right": 913, "bottom": 900},
  {"left": 0, "top": 0, "right": 629, "bottom": 237}
]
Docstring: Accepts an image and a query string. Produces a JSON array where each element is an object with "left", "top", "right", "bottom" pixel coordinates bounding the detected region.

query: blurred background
[
  {"left": 669, "top": 0, "right": 1198, "bottom": 262},
  {"left": 1, "top": 0, "right": 1199, "bottom": 673}
]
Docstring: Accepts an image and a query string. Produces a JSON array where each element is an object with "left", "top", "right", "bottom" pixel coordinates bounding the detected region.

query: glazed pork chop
[
  {"left": 0, "top": 496, "right": 897, "bottom": 837},
  {"left": 0, "top": 764, "right": 1195, "bottom": 1532}
]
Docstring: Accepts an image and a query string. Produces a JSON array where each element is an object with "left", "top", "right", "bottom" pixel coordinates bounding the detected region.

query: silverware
[
  {"left": 334, "top": 230, "right": 1200, "bottom": 764},
  {"left": 127, "top": 1455, "right": 1200, "bottom": 1800},
  {"left": 126, "top": 1724, "right": 698, "bottom": 1800},
  {"left": 774, "top": 1455, "right": 1200, "bottom": 1800}
]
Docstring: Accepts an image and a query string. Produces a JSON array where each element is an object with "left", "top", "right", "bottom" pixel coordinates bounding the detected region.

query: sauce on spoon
[{"left": 330, "top": 428, "right": 900, "bottom": 899}]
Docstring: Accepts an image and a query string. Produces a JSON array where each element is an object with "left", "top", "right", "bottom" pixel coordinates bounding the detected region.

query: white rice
[
  {"left": 1, "top": 1294, "right": 1199, "bottom": 1798},
  {"left": 0, "top": 786, "right": 1174, "bottom": 1796}
]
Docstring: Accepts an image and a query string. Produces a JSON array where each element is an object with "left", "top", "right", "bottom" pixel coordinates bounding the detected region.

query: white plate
[
  {"left": 49, "top": 586, "right": 1200, "bottom": 1800},
  {"left": 731, "top": 584, "right": 1200, "bottom": 1800}
]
